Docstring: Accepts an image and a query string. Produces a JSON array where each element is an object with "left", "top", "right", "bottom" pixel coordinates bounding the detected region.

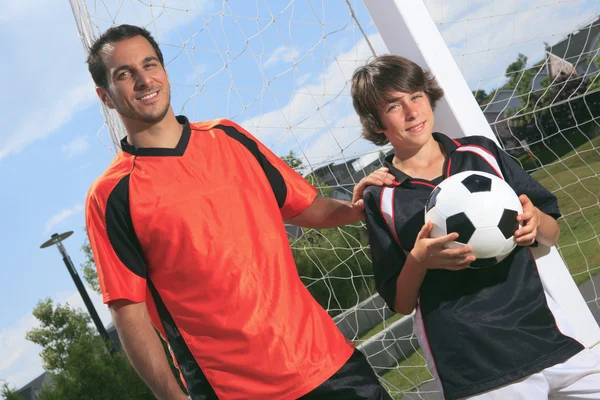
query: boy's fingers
[
  {"left": 417, "top": 222, "right": 433, "bottom": 239},
  {"left": 433, "top": 231, "right": 459, "bottom": 245}
]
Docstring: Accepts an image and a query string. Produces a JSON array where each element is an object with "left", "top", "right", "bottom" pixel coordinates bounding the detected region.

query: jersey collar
[
  {"left": 121, "top": 115, "right": 191, "bottom": 156},
  {"left": 383, "top": 132, "right": 461, "bottom": 184}
]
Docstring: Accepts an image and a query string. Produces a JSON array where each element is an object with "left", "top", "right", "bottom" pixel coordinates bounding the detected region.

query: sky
[{"left": 1, "top": 0, "right": 598, "bottom": 391}]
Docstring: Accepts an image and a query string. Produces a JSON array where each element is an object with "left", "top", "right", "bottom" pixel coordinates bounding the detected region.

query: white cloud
[
  {"left": 424, "top": 0, "right": 600, "bottom": 90},
  {"left": 45, "top": 204, "right": 84, "bottom": 234},
  {"left": 0, "top": 288, "right": 111, "bottom": 390},
  {"left": 62, "top": 136, "right": 90, "bottom": 159},
  {"left": 239, "top": 33, "right": 388, "bottom": 160},
  {"left": 263, "top": 46, "right": 300, "bottom": 68}
]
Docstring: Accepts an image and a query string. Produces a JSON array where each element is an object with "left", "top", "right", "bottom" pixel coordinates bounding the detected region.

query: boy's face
[
  {"left": 96, "top": 35, "right": 171, "bottom": 127},
  {"left": 377, "top": 90, "right": 434, "bottom": 150}
]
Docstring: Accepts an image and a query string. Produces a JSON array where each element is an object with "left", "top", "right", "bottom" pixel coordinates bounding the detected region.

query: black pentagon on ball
[
  {"left": 498, "top": 209, "right": 519, "bottom": 239},
  {"left": 426, "top": 186, "right": 442, "bottom": 212},
  {"left": 446, "top": 212, "right": 476, "bottom": 244},
  {"left": 461, "top": 173, "right": 492, "bottom": 193}
]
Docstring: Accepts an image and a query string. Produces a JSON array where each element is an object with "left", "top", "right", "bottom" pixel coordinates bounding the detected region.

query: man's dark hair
[
  {"left": 87, "top": 24, "right": 165, "bottom": 89},
  {"left": 351, "top": 55, "right": 444, "bottom": 146}
]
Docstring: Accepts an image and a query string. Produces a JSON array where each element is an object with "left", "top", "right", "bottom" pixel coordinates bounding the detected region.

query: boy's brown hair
[{"left": 351, "top": 55, "right": 444, "bottom": 146}]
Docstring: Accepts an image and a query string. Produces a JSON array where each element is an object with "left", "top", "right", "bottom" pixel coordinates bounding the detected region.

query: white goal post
[{"left": 363, "top": 0, "right": 600, "bottom": 348}]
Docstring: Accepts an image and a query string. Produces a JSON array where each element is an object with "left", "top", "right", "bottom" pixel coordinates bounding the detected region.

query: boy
[{"left": 350, "top": 54, "right": 600, "bottom": 399}]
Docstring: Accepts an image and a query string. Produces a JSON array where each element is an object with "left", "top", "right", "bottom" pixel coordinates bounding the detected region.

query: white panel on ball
[
  {"left": 465, "top": 194, "right": 504, "bottom": 229},
  {"left": 431, "top": 181, "right": 471, "bottom": 219},
  {"left": 426, "top": 206, "right": 447, "bottom": 239},
  {"left": 467, "top": 227, "right": 507, "bottom": 259}
]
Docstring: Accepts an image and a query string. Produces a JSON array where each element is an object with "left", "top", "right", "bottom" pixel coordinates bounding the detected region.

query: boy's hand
[
  {"left": 351, "top": 167, "right": 397, "bottom": 210},
  {"left": 515, "top": 194, "right": 540, "bottom": 246},
  {"left": 410, "top": 221, "right": 475, "bottom": 271}
]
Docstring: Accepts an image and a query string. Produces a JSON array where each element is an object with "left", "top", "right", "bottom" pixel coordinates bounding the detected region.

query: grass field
[
  {"left": 362, "top": 133, "right": 600, "bottom": 398},
  {"left": 529, "top": 134, "right": 600, "bottom": 284}
]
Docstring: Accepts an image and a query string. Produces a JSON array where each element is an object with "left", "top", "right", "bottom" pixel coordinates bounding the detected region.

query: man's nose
[{"left": 135, "top": 71, "right": 152, "bottom": 89}]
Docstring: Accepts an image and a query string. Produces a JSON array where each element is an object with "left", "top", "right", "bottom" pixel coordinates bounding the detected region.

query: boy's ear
[{"left": 96, "top": 87, "right": 115, "bottom": 109}]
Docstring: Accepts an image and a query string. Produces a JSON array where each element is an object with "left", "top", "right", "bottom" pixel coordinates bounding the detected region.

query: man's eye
[
  {"left": 412, "top": 94, "right": 423, "bottom": 101},
  {"left": 118, "top": 71, "right": 131, "bottom": 79}
]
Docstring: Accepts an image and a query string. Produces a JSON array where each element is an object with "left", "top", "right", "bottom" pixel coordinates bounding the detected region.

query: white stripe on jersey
[
  {"left": 456, "top": 145, "right": 504, "bottom": 179},
  {"left": 380, "top": 186, "right": 401, "bottom": 246}
]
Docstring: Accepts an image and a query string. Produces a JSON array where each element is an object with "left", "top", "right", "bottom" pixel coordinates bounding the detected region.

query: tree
[
  {"left": 281, "top": 149, "right": 304, "bottom": 171},
  {"left": 503, "top": 53, "right": 529, "bottom": 91},
  {"left": 25, "top": 299, "right": 155, "bottom": 400},
  {"left": 1, "top": 381, "right": 24, "bottom": 400},
  {"left": 472, "top": 89, "right": 488, "bottom": 107},
  {"left": 26, "top": 299, "right": 95, "bottom": 372},
  {"left": 291, "top": 225, "right": 375, "bottom": 317}
]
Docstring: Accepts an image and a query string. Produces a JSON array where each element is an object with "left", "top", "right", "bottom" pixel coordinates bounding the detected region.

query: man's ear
[{"left": 96, "top": 86, "right": 115, "bottom": 109}]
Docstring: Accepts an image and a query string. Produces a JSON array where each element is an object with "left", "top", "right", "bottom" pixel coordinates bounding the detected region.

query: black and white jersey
[{"left": 363, "top": 133, "right": 583, "bottom": 400}]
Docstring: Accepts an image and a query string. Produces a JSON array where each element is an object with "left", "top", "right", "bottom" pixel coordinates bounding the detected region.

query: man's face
[
  {"left": 377, "top": 90, "right": 435, "bottom": 150},
  {"left": 96, "top": 35, "right": 170, "bottom": 126}
]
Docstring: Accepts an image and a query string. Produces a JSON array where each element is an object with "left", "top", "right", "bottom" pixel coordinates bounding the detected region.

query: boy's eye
[
  {"left": 387, "top": 104, "right": 400, "bottom": 112},
  {"left": 412, "top": 94, "right": 423, "bottom": 101}
]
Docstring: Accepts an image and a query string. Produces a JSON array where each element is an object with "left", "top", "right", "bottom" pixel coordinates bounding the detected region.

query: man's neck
[{"left": 124, "top": 109, "right": 183, "bottom": 149}]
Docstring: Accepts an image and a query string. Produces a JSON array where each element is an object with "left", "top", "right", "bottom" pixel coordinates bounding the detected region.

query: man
[{"left": 85, "top": 24, "right": 390, "bottom": 400}]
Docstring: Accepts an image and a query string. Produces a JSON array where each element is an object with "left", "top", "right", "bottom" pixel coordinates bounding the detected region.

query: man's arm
[
  {"left": 111, "top": 300, "right": 188, "bottom": 400},
  {"left": 285, "top": 195, "right": 363, "bottom": 228}
]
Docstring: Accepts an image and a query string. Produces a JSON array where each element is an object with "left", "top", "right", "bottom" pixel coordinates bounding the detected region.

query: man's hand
[
  {"left": 514, "top": 194, "right": 541, "bottom": 246},
  {"left": 410, "top": 222, "right": 475, "bottom": 270},
  {"left": 352, "top": 167, "right": 397, "bottom": 210}
]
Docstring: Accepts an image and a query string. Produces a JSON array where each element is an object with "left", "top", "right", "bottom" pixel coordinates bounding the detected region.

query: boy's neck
[
  {"left": 124, "top": 108, "right": 184, "bottom": 149},
  {"left": 392, "top": 136, "right": 446, "bottom": 180}
]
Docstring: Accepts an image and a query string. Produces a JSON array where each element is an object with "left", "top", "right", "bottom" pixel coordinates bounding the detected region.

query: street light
[{"left": 40, "top": 231, "right": 115, "bottom": 353}]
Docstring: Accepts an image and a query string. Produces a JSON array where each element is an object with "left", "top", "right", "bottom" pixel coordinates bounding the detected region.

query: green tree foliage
[
  {"left": 472, "top": 89, "right": 488, "bottom": 107},
  {"left": 26, "top": 299, "right": 96, "bottom": 372},
  {"left": 1, "top": 381, "right": 24, "bottom": 400},
  {"left": 81, "top": 239, "right": 100, "bottom": 294},
  {"left": 25, "top": 300, "right": 155, "bottom": 400},
  {"left": 291, "top": 225, "right": 375, "bottom": 316}
]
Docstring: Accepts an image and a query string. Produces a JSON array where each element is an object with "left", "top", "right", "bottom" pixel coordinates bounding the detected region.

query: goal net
[{"left": 70, "top": 0, "right": 600, "bottom": 398}]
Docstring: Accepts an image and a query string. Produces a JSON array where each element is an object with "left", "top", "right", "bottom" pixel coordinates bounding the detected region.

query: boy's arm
[
  {"left": 111, "top": 300, "right": 188, "bottom": 400},
  {"left": 515, "top": 194, "right": 560, "bottom": 247},
  {"left": 481, "top": 137, "right": 562, "bottom": 246}
]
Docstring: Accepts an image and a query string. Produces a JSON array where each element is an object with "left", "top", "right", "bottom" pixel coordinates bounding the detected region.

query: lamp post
[{"left": 40, "top": 231, "right": 115, "bottom": 353}]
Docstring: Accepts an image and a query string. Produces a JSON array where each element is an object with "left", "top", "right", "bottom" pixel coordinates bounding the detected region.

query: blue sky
[{"left": 1, "top": 0, "right": 598, "bottom": 390}]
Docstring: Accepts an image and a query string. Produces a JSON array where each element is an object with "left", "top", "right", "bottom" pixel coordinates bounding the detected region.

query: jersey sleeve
[
  {"left": 364, "top": 187, "right": 406, "bottom": 312},
  {"left": 85, "top": 176, "right": 148, "bottom": 305},
  {"left": 474, "top": 136, "right": 561, "bottom": 220},
  {"left": 219, "top": 119, "right": 318, "bottom": 219}
]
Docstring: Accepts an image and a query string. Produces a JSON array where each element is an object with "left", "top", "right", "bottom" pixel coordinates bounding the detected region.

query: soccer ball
[{"left": 424, "top": 171, "right": 523, "bottom": 267}]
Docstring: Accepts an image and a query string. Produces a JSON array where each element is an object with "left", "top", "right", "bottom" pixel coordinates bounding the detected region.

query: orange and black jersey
[
  {"left": 85, "top": 116, "right": 354, "bottom": 400},
  {"left": 363, "top": 133, "right": 583, "bottom": 400}
]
